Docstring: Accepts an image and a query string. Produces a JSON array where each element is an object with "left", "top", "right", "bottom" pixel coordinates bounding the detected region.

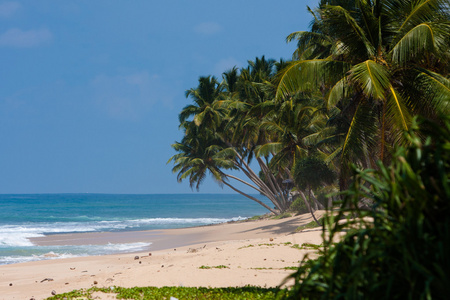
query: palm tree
[
  {"left": 169, "top": 121, "right": 277, "bottom": 213},
  {"left": 277, "top": 0, "right": 450, "bottom": 190},
  {"left": 179, "top": 76, "right": 225, "bottom": 130},
  {"left": 253, "top": 91, "right": 334, "bottom": 217},
  {"left": 222, "top": 67, "right": 240, "bottom": 95},
  {"left": 170, "top": 60, "right": 293, "bottom": 214},
  {"left": 255, "top": 95, "right": 326, "bottom": 173}
]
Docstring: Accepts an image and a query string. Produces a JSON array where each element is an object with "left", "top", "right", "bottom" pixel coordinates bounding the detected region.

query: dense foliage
[
  {"left": 283, "top": 115, "right": 450, "bottom": 299},
  {"left": 169, "top": 0, "right": 449, "bottom": 218},
  {"left": 279, "top": 0, "right": 450, "bottom": 190}
]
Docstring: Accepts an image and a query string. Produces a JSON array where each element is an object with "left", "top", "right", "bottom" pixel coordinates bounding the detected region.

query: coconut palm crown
[{"left": 278, "top": 0, "right": 450, "bottom": 176}]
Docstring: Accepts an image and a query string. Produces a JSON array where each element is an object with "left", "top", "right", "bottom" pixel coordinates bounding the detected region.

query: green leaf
[
  {"left": 386, "top": 86, "right": 410, "bottom": 131},
  {"left": 276, "top": 59, "right": 349, "bottom": 100},
  {"left": 397, "top": 0, "right": 445, "bottom": 32},
  {"left": 255, "top": 142, "right": 283, "bottom": 157},
  {"left": 391, "top": 23, "right": 436, "bottom": 65},
  {"left": 415, "top": 70, "right": 450, "bottom": 113},
  {"left": 327, "top": 77, "right": 352, "bottom": 109},
  {"left": 341, "top": 99, "right": 378, "bottom": 161},
  {"left": 350, "top": 60, "right": 390, "bottom": 100}
]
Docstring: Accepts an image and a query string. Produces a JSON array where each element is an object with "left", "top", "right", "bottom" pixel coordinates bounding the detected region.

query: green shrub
[
  {"left": 288, "top": 197, "right": 308, "bottom": 214},
  {"left": 283, "top": 116, "right": 450, "bottom": 299}
]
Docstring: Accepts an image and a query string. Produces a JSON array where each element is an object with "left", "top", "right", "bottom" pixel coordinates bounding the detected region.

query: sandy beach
[{"left": 0, "top": 212, "right": 326, "bottom": 300}]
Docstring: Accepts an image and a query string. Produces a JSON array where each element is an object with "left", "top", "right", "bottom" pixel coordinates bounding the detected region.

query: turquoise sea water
[{"left": 0, "top": 194, "right": 271, "bottom": 265}]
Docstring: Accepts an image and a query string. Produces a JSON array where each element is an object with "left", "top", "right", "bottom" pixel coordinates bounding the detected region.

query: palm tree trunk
[
  {"left": 235, "top": 163, "right": 281, "bottom": 208},
  {"left": 222, "top": 181, "right": 277, "bottom": 214},
  {"left": 310, "top": 190, "right": 325, "bottom": 210},
  {"left": 256, "top": 157, "right": 289, "bottom": 210},
  {"left": 233, "top": 152, "right": 284, "bottom": 210},
  {"left": 224, "top": 174, "right": 265, "bottom": 194},
  {"left": 299, "top": 190, "right": 321, "bottom": 226}
]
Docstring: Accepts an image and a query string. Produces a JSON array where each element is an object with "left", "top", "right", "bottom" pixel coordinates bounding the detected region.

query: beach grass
[
  {"left": 198, "top": 264, "right": 229, "bottom": 269},
  {"left": 295, "top": 217, "right": 324, "bottom": 231},
  {"left": 46, "top": 285, "right": 285, "bottom": 300},
  {"left": 271, "top": 212, "right": 292, "bottom": 219},
  {"left": 243, "top": 213, "right": 273, "bottom": 221}
]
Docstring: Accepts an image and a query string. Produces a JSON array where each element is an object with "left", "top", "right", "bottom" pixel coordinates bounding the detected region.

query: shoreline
[
  {"left": 27, "top": 212, "right": 305, "bottom": 251},
  {"left": 0, "top": 212, "right": 326, "bottom": 300}
]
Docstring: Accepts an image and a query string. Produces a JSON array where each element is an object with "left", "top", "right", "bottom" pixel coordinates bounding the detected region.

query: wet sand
[{"left": 30, "top": 211, "right": 321, "bottom": 250}]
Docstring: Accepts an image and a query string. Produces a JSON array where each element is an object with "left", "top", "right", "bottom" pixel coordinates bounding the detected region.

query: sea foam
[
  {"left": 0, "top": 217, "right": 245, "bottom": 247},
  {"left": 0, "top": 242, "right": 152, "bottom": 265}
]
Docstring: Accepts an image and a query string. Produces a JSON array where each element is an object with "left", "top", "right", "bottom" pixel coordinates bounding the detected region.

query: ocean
[{"left": 0, "top": 193, "right": 272, "bottom": 265}]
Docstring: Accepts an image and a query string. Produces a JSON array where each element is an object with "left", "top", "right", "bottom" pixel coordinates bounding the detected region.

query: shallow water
[{"left": 0, "top": 193, "right": 271, "bottom": 264}]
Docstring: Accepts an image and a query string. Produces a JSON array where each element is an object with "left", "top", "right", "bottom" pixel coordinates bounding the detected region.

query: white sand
[{"left": 0, "top": 212, "right": 326, "bottom": 300}]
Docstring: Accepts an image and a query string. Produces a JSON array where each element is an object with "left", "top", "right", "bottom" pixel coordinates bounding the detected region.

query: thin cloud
[
  {"left": 0, "top": 28, "right": 52, "bottom": 47},
  {"left": 194, "top": 22, "right": 222, "bottom": 35},
  {"left": 0, "top": 1, "right": 21, "bottom": 18},
  {"left": 91, "top": 71, "right": 174, "bottom": 121}
]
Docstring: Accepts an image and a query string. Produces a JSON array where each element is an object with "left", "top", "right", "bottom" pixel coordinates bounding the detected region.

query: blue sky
[{"left": 0, "top": 0, "right": 317, "bottom": 194}]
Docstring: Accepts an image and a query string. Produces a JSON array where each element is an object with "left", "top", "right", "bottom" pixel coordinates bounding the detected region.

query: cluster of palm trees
[{"left": 169, "top": 0, "right": 449, "bottom": 215}]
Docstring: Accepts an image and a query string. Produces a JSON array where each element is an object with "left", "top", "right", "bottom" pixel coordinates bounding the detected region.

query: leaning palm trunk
[
  {"left": 310, "top": 190, "right": 325, "bottom": 210},
  {"left": 221, "top": 180, "right": 277, "bottom": 214},
  {"left": 298, "top": 190, "right": 321, "bottom": 226},
  {"left": 217, "top": 148, "right": 290, "bottom": 214},
  {"left": 256, "top": 157, "right": 290, "bottom": 211}
]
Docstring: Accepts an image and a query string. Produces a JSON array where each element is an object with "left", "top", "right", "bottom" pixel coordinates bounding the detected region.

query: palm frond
[
  {"left": 397, "top": 0, "right": 448, "bottom": 32},
  {"left": 321, "top": 4, "right": 376, "bottom": 57},
  {"left": 276, "top": 59, "right": 349, "bottom": 100},
  {"left": 327, "top": 77, "right": 352, "bottom": 109},
  {"left": 341, "top": 99, "right": 378, "bottom": 162},
  {"left": 214, "top": 147, "right": 239, "bottom": 160},
  {"left": 287, "top": 31, "right": 333, "bottom": 60},
  {"left": 178, "top": 104, "right": 198, "bottom": 123},
  {"left": 350, "top": 60, "right": 390, "bottom": 100},
  {"left": 255, "top": 142, "right": 283, "bottom": 157},
  {"left": 324, "top": 145, "right": 343, "bottom": 164},
  {"left": 415, "top": 69, "right": 450, "bottom": 114},
  {"left": 391, "top": 22, "right": 450, "bottom": 65},
  {"left": 386, "top": 86, "right": 411, "bottom": 131},
  {"left": 302, "top": 132, "right": 322, "bottom": 146}
]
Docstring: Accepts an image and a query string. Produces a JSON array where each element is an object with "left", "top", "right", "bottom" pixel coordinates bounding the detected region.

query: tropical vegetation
[
  {"left": 169, "top": 0, "right": 449, "bottom": 220},
  {"left": 283, "top": 115, "right": 450, "bottom": 299}
]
